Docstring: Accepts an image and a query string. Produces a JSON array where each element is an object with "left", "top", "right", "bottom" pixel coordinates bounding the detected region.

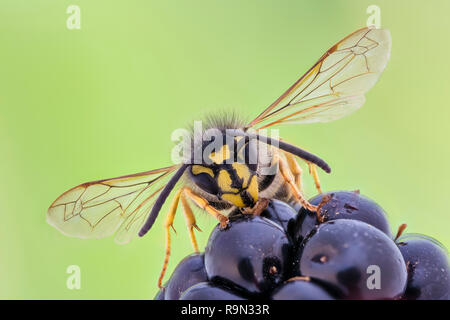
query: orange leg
[
  {"left": 241, "top": 198, "right": 269, "bottom": 216},
  {"left": 308, "top": 162, "right": 323, "bottom": 194},
  {"left": 275, "top": 154, "right": 318, "bottom": 212},
  {"left": 158, "top": 188, "right": 183, "bottom": 289},
  {"left": 158, "top": 187, "right": 228, "bottom": 288},
  {"left": 183, "top": 187, "right": 229, "bottom": 229},
  {"left": 283, "top": 151, "right": 304, "bottom": 193},
  {"left": 280, "top": 138, "right": 323, "bottom": 194},
  {"left": 180, "top": 192, "right": 201, "bottom": 253}
]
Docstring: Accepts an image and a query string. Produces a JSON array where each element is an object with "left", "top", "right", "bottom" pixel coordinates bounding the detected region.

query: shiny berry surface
[
  {"left": 299, "top": 219, "right": 407, "bottom": 299},
  {"left": 397, "top": 234, "right": 450, "bottom": 300},
  {"left": 294, "top": 191, "right": 392, "bottom": 241},
  {"left": 260, "top": 199, "right": 297, "bottom": 236},
  {"left": 271, "top": 279, "right": 334, "bottom": 300},
  {"left": 180, "top": 282, "right": 245, "bottom": 300},
  {"left": 205, "top": 215, "right": 291, "bottom": 294},
  {"left": 155, "top": 199, "right": 448, "bottom": 300},
  {"left": 165, "top": 253, "right": 208, "bottom": 300}
]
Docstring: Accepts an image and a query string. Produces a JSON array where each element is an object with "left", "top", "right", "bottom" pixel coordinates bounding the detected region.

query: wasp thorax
[{"left": 188, "top": 134, "right": 259, "bottom": 208}]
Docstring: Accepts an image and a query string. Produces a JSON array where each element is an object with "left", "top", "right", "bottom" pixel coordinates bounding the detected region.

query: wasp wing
[
  {"left": 47, "top": 165, "right": 179, "bottom": 244},
  {"left": 247, "top": 26, "right": 391, "bottom": 129}
]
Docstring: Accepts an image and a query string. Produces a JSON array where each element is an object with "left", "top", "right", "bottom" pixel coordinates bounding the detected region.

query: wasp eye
[
  {"left": 238, "top": 140, "right": 257, "bottom": 172},
  {"left": 189, "top": 166, "right": 219, "bottom": 195}
]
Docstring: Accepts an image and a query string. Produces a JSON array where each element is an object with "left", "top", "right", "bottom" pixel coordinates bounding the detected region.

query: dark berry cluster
[{"left": 155, "top": 191, "right": 449, "bottom": 300}]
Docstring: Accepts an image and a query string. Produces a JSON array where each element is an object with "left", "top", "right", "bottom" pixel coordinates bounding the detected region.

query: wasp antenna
[
  {"left": 254, "top": 134, "right": 331, "bottom": 173},
  {"left": 139, "top": 164, "right": 189, "bottom": 237}
]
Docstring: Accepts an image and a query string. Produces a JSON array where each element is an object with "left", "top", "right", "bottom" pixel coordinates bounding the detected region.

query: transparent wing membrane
[
  {"left": 247, "top": 27, "right": 391, "bottom": 129},
  {"left": 47, "top": 166, "right": 178, "bottom": 244}
]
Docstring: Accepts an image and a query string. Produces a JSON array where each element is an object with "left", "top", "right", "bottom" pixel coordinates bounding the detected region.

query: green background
[{"left": 1, "top": 0, "right": 449, "bottom": 299}]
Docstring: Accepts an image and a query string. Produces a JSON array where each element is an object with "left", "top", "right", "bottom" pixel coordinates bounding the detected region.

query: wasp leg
[
  {"left": 275, "top": 154, "right": 319, "bottom": 214},
  {"left": 180, "top": 192, "right": 201, "bottom": 253},
  {"left": 281, "top": 138, "right": 323, "bottom": 194},
  {"left": 241, "top": 198, "right": 269, "bottom": 216},
  {"left": 183, "top": 187, "right": 229, "bottom": 229},
  {"left": 308, "top": 162, "right": 323, "bottom": 194},
  {"left": 283, "top": 151, "right": 304, "bottom": 193},
  {"left": 158, "top": 188, "right": 183, "bottom": 289}
]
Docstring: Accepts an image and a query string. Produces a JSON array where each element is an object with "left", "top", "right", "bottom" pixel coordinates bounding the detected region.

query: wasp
[{"left": 47, "top": 26, "right": 391, "bottom": 288}]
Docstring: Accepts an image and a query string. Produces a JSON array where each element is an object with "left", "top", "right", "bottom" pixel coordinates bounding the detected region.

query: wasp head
[{"left": 188, "top": 133, "right": 259, "bottom": 208}]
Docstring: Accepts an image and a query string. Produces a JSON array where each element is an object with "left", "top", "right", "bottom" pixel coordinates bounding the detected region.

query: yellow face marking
[
  {"left": 191, "top": 165, "right": 214, "bottom": 177},
  {"left": 217, "top": 170, "right": 239, "bottom": 193},
  {"left": 232, "top": 163, "right": 251, "bottom": 188},
  {"left": 221, "top": 176, "right": 258, "bottom": 208},
  {"left": 209, "top": 145, "right": 231, "bottom": 164},
  {"left": 222, "top": 193, "right": 245, "bottom": 208}
]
